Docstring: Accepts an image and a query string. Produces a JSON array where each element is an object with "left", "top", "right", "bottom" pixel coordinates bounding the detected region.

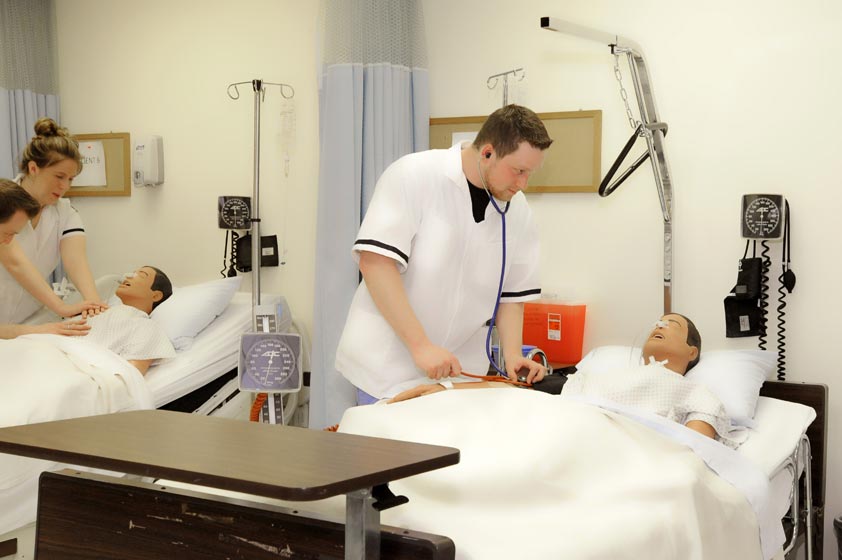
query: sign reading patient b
[{"left": 74, "top": 140, "right": 107, "bottom": 187}]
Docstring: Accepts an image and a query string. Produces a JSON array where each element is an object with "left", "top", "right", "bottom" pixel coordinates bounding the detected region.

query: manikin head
[
  {"left": 0, "top": 179, "right": 40, "bottom": 245},
  {"left": 115, "top": 266, "right": 173, "bottom": 315},
  {"left": 471, "top": 104, "right": 554, "bottom": 201},
  {"left": 641, "top": 313, "right": 702, "bottom": 375},
  {"left": 19, "top": 118, "right": 83, "bottom": 207}
]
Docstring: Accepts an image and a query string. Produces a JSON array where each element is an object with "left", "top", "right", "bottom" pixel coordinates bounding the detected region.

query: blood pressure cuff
[
  {"left": 530, "top": 374, "right": 568, "bottom": 395},
  {"left": 733, "top": 258, "right": 762, "bottom": 299},
  {"left": 724, "top": 295, "right": 763, "bottom": 337}
]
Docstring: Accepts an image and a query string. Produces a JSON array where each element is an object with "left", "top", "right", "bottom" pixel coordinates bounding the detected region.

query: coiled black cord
[
  {"left": 758, "top": 241, "right": 771, "bottom": 351},
  {"left": 776, "top": 268, "right": 787, "bottom": 379},
  {"left": 220, "top": 230, "right": 230, "bottom": 278}
]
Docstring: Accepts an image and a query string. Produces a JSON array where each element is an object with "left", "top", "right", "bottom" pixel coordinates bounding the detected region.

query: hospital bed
[{"left": 0, "top": 280, "right": 300, "bottom": 557}]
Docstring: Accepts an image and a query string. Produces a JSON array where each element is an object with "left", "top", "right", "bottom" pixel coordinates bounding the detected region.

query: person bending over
[
  {"left": 0, "top": 180, "right": 90, "bottom": 339},
  {"left": 81, "top": 266, "right": 177, "bottom": 374},
  {"left": 0, "top": 119, "right": 106, "bottom": 325}
]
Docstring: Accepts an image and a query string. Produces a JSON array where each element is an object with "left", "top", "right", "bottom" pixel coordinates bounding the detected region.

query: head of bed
[{"left": 759, "top": 380, "right": 827, "bottom": 552}]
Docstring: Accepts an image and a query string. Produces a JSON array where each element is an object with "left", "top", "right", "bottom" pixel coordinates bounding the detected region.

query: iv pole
[
  {"left": 226, "top": 79, "right": 295, "bottom": 316},
  {"left": 487, "top": 67, "right": 525, "bottom": 107},
  {"left": 540, "top": 17, "right": 675, "bottom": 314}
]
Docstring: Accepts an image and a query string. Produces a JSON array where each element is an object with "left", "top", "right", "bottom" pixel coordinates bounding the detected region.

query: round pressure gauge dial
[
  {"left": 239, "top": 332, "right": 302, "bottom": 393},
  {"left": 218, "top": 196, "right": 252, "bottom": 230},
  {"left": 742, "top": 195, "right": 783, "bottom": 239}
]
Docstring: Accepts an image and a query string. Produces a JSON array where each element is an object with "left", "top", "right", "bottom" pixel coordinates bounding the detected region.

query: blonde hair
[{"left": 19, "top": 118, "right": 82, "bottom": 175}]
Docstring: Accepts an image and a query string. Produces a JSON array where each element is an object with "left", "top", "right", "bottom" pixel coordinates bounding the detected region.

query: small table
[{"left": 0, "top": 410, "right": 459, "bottom": 560}]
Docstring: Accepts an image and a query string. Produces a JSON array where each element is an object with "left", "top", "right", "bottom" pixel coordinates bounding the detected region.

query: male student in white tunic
[{"left": 336, "top": 105, "right": 554, "bottom": 403}]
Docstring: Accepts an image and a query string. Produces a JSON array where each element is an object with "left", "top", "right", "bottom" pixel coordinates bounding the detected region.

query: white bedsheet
[
  {"left": 0, "top": 334, "right": 152, "bottom": 535},
  {"left": 271, "top": 389, "right": 765, "bottom": 560}
]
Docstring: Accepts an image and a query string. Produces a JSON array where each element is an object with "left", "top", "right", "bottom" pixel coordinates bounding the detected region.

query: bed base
[
  {"left": 35, "top": 469, "right": 454, "bottom": 559},
  {"left": 759, "top": 381, "right": 827, "bottom": 560}
]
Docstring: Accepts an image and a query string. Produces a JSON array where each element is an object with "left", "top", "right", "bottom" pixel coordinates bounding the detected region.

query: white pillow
[
  {"left": 150, "top": 276, "right": 242, "bottom": 350},
  {"left": 575, "top": 346, "right": 777, "bottom": 428}
]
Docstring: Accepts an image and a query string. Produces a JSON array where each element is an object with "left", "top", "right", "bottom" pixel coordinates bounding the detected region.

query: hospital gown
[
  {"left": 561, "top": 362, "right": 741, "bottom": 448},
  {"left": 83, "top": 304, "right": 176, "bottom": 361}
]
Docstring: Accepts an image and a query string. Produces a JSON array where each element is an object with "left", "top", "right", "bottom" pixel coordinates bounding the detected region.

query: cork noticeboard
[
  {"left": 429, "top": 110, "right": 602, "bottom": 193},
  {"left": 68, "top": 132, "right": 131, "bottom": 197}
]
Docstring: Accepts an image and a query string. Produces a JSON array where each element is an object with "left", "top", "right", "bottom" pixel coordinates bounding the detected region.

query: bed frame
[{"left": 759, "top": 381, "right": 828, "bottom": 559}]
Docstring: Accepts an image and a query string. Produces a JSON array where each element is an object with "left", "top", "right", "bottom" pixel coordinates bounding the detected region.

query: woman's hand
[
  {"left": 33, "top": 319, "right": 90, "bottom": 336},
  {"left": 56, "top": 300, "right": 107, "bottom": 319}
]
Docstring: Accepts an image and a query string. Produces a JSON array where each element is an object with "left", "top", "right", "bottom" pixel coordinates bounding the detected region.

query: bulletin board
[
  {"left": 68, "top": 132, "right": 131, "bottom": 197},
  {"left": 429, "top": 110, "right": 602, "bottom": 193}
]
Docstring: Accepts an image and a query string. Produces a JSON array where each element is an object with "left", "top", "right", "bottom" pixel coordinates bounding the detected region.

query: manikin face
[
  {"left": 641, "top": 314, "right": 699, "bottom": 374},
  {"left": 25, "top": 158, "right": 79, "bottom": 206},
  {"left": 477, "top": 141, "right": 545, "bottom": 202},
  {"left": 0, "top": 210, "right": 29, "bottom": 245},
  {"left": 115, "top": 267, "right": 162, "bottom": 307}
]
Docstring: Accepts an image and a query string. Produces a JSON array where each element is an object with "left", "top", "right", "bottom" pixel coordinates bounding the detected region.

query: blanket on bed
[
  {"left": 0, "top": 334, "right": 153, "bottom": 534},
  {"left": 333, "top": 389, "right": 767, "bottom": 560}
]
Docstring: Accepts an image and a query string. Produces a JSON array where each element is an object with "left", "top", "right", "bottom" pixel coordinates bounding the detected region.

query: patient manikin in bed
[
  {"left": 392, "top": 313, "right": 736, "bottom": 446},
  {"left": 79, "top": 266, "right": 176, "bottom": 374}
]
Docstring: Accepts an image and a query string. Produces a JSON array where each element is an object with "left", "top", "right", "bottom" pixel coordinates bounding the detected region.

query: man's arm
[
  {"left": 359, "top": 251, "right": 461, "bottom": 380},
  {"left": 495, "top": 302, "right": 545, "bottom": 383}
]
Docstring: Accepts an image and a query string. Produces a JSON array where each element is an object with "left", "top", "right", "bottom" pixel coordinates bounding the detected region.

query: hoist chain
[{"left": 613, "top": 53, "right": 640, "bottom": 130}]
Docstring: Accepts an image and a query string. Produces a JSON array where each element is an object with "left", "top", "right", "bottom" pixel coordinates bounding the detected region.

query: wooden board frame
[
  {"left": 69, "top": 132, "right": 131, "bottom": 197},
  {"left": 429, "top": 110, "right": 602, "bottom": 193}
]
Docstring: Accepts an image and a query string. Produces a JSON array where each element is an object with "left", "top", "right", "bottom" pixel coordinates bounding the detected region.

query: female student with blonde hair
[{"left": 0, "top": 118, "right": 105, "bottom": 323}]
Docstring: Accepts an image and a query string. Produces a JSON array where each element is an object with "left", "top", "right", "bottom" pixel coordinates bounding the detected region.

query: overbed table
[{"left": 0, "top": 410, "right": 460, "bottom": 559}]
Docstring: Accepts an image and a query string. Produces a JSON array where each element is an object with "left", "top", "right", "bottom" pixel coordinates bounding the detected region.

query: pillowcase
[
  {"left": 150, "top": 276, "right": 242, "bottom": 350},
  {"left": 575, "top": 346, "right": 777, "bottom": 428}
]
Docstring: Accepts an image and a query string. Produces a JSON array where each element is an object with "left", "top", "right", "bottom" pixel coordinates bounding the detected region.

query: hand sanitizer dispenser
[{"left": 132, "top": 136, "right": 164, "bottom": 186}]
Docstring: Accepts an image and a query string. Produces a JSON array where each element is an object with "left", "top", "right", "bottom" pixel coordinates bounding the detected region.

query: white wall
[
  {"left": 54, "top": 0, "right": 320, "bottom": 337},
  {"left": 423, "top": 0, "right": 842, "bottom": 554}
]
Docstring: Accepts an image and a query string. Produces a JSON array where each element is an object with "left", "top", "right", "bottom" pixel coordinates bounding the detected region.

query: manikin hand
[{"left": 388, "top": 383, "right": 446, "bottom": 403}]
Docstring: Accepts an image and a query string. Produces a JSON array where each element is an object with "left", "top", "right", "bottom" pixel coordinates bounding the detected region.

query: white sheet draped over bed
[
  {"left": 0, "top": 334, "right": 153, "bottom": 534},
  {"left": 332, "top": 389, "right": 769, "bottom": 560}
]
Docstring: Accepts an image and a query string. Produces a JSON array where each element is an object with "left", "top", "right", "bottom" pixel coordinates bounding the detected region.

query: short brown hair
[
  {"left": 675, "top": 313, "right": 702, "bottom": 372},
  {"left": 0, "top": 179, "right": 40, "bottom": 223},
  {"left": 19, "top": 118, "right": 82, "bottom": 175},
  {"left": 472, "top": 104, "right": 553, "bottom": 159}
]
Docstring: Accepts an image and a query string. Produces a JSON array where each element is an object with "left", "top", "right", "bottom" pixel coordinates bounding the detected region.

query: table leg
[{"left": 346, "top": 488, "right": 380, "bottom": 560}]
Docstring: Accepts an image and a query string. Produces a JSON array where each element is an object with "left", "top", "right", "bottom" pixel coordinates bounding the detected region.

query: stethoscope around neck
[{"left": 477, "top": 156, "right": 511, "bottom": 377}]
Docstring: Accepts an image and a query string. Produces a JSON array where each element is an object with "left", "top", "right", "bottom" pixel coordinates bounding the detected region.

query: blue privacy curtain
[
  {"left": 0, "top": 0, "right": 61, "bottom": 180},
  {"left": 309, "top": 0, "right": 429, "bottom": 428}
]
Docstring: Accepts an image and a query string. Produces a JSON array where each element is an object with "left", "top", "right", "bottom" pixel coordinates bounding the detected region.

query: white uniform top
[
  {"left": 0, "top": 175, "right": 85, "bottom": 324},
  {"left": 561, "top": 362, "right": 743, "bottom": 448},
  {"left": 84, "top": 303, "right": 176, "bottom": 361},
  {"left": 335, "top": 143, "right": 542, "bottom": 399}
]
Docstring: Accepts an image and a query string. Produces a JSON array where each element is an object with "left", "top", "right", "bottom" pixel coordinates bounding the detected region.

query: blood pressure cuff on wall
[
  {"left": 724, "top": 295, "right": 763, "bottom": 337},
  {"left": 733, "top": 258, "right": 762, "bottom": 299}
]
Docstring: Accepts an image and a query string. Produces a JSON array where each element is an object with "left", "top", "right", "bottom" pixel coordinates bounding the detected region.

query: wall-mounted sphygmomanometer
[
  {"left": 218, "top": 196, "right": 279, "bottom": 277},
  {"left": 725, "top": 194, "right": 794, "bottom": 380}
]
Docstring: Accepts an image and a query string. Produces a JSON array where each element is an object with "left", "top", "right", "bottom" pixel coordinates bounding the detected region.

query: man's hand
[
  {"left": 388, "top": 383, "right": 446, "bottom": 403},
  {"left": 57, "top": 300, "right": 107, "bottom": 319},
  {"left": 412, "top": 342, "right": 462, "bottom": 380},
  {"left": 34, "top": 319, "right": 90, "bottom": 337},
  {"left": 505, "top": 356, "right": 546, "bottom": 384}
]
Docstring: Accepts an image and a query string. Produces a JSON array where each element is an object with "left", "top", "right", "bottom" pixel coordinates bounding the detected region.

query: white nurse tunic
[
  {"left": 0, "top": 180, "right": 85, "bottom": 323},
  {"left": 335, "top": 143, "right": 541, "bottom": 399}
]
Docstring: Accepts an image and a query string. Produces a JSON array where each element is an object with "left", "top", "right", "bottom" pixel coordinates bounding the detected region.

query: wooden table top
[{"left": 0, "top": 410, "right": 459, "bottom": 501}]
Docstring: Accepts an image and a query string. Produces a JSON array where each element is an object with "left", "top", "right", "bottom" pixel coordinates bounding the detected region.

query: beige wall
[
  {"left": 423, "top": 0, "right": 842, "bottom": 554},
  {"left": 55, "top": 0, "right": 320, "bottom": 337}
]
